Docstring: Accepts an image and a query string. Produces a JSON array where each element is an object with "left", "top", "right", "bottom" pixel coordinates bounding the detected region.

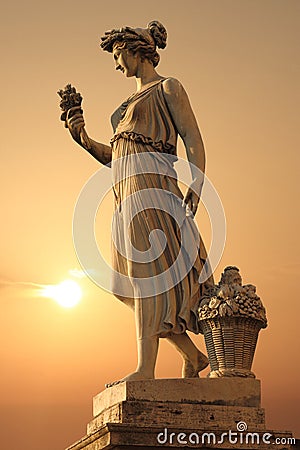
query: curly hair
[{"left": 100, "top": 21, "right": 167, "bottom": 67}]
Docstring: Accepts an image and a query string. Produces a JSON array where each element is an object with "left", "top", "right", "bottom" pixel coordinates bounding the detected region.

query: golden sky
[{"left": 1, "top": 1, "right": 299, "bottom": 449}]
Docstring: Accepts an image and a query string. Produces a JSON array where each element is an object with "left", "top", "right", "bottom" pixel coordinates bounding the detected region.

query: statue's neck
[{"left": 135, "top": 63, "right": 162, "bottom": 92}]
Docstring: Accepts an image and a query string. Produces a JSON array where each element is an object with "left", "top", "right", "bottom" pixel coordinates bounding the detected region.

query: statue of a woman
[{"left": 63, "top": 21, "right": 214, "bottom": 385}]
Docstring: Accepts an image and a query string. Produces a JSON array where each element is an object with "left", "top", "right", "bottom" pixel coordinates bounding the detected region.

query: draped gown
[{"left": 110, "top": 78, "right": 214, "bottom": 339}]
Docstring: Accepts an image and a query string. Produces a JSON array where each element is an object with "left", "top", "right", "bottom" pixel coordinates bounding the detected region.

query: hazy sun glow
[{"left": 41, "top": 279, "right": 82, "bottom": 308}]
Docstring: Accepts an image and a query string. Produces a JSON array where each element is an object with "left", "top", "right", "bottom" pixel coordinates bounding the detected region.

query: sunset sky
[{"left": 1, "top": 1, "right": 299, "bottom": 449}]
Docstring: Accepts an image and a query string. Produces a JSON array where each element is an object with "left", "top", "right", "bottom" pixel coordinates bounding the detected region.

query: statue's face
[{"left": 113, "top": 45, "right": 138, "bottom": 77}]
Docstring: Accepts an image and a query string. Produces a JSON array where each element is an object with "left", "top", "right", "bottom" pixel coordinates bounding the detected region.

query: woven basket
[{"left": 200, "top": 316, "right": 264, "bottom": 378}]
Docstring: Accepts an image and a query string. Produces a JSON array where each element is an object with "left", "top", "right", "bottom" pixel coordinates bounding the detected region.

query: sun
[{"left": 41, "top": 279, "right": 82, "bottom": 308}]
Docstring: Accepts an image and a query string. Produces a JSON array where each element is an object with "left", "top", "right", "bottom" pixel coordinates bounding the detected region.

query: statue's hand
[
  {"left": 65, "top": 106, "right": 86, "bottom": 145},
  {"left": 183, "top": 188, "right": 200, "bottom": 216},
  {"left": 183, "top": 178, "right": 204, "bottom": 216}
]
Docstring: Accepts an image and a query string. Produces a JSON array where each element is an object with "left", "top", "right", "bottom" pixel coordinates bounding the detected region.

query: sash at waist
[{"left": 110, "top": 131, "right": 176, "bottom": 155}]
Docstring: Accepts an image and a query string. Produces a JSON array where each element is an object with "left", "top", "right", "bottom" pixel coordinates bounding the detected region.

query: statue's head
[{"left": 100, "top": 21, "right": 167, "bottom": 69}]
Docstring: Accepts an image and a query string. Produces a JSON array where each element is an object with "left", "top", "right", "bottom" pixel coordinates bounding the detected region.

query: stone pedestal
[{"left": 66, "top": 379, "right": 295, "bottom": 449}]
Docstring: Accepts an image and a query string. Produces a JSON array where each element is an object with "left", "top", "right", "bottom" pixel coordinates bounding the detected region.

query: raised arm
[
  {"left": 66, "top": 106, "right": 112, "bottom": 166},
  {"left": 162, "top": 78, "right": 206, "bottom": 215}
]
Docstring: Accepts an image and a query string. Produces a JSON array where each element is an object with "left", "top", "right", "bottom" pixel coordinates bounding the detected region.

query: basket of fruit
[{"left": 198, "top": 266, "right": 267, "bottom": 378}]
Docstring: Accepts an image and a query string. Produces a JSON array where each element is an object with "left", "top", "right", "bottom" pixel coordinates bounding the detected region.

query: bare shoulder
[
  {"left": 162, "top": 77, "right": 186, "bottom": 96},
  {"left": 161, "top": 77, "right": 198, "bottom": 136}
]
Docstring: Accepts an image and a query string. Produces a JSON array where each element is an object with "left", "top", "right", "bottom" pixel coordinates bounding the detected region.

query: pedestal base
[{"left": 66, "top": 379, "right": 295, "bottom": 450}]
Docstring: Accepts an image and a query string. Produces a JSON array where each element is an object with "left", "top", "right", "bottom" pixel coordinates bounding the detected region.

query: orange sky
[{"left": 1, "top": 1, "right": 299, "bottom": 449}]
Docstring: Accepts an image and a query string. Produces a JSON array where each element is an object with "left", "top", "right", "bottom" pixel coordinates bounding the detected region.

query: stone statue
[{"left": 59, "top": 21, "right": 215, "bottom": 386}]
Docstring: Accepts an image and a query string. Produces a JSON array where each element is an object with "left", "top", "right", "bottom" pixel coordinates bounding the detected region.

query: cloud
[
  {"left": 68, "top": 268, "right": 96, "bottom": 278},
  {"left": 0, "top": 279, "right": 44, "bottom": 289},
  {"left": 68, "top": 269, "right": 87, "bottom": 279},
  {"left": 0, "top": 279, "right": 45, "bottom": 289}
]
